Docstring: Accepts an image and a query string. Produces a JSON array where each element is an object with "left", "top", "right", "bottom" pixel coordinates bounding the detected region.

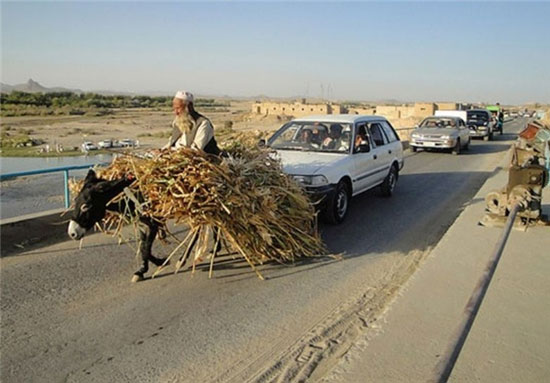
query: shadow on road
[
  {"left": 462, "top": 143, "right": 510, "bottom": 155},
  {"left": 322, "top": 171, "right": 491, "bottom": 258}
]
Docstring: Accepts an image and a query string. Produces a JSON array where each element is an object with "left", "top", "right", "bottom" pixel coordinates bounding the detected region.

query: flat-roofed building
[
  {"left": 414, "top": 102, "right": 436, "bottom": 118},
  {"left": 251, "top": 99, "right": 344, "bottom": 117},
  {"left": 436, "top": 102, "right": 459, "bottom": 111}
]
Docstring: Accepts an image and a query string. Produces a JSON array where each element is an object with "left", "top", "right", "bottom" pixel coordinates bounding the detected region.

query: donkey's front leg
[{"left": 132, "top": 219, "right": 163, "bottom": 282}]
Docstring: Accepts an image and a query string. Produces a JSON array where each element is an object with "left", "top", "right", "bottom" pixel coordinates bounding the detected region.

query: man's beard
[{"left": 175, "top": 111, "right": 194, "bottom": 133}]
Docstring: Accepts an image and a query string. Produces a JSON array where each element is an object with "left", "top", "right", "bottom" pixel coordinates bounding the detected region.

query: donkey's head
[{"left": 68, "top": 170, "right": 132, "bottom": 240}]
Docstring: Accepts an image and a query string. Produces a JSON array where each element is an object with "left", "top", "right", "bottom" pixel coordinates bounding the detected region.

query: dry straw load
[{"left": 72, "top": 146, "right": 327, "bottom": 279}]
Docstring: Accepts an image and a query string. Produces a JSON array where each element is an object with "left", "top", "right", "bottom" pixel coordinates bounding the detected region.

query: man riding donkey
[
  {"left": 68, "top": 90, "right": 223, "bottom": 282},
  {"left": 161, "top": 90, "right": 223, "bottom": 271},
  {"left": 162, "top": 90, "right": 221, "bottom": 155}
]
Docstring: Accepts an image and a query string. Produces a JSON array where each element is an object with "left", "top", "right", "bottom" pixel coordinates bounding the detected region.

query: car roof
[
  {"left": 467, "top": 109, "right": 489, "bottom": 113},
  {"left": 292, "top": 114, "right": 387, "bottom": 124}
]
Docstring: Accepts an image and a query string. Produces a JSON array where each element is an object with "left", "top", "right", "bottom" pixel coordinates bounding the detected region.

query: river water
[
  {"left": 0, "top": 155, "right": 114, "bottom": 220},
  {"left": 0, "top": 154, "right": 114, "bottom": 174}
]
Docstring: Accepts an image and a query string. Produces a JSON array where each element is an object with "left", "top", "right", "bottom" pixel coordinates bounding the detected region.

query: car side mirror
[
  {"left": 258, "top": 139, "right": 266, "bottom": 148},
  {"left": 355, "top": 144, "right": 370, "bottom": 153}
]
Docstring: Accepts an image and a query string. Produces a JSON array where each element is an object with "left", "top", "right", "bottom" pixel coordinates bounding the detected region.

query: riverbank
[
  {"left": 0, "top": 147, "right": 113, "bottom": 158},
  {"left": 0, "top": 102, "right": 267, "bottom": 157}
]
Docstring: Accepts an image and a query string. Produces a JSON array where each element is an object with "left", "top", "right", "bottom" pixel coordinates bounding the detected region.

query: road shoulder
[{"left": 322, "top": 161, "right": 550, "bottom": 382}]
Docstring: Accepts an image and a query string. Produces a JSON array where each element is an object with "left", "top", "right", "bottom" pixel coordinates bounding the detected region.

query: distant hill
[
  {"left": 0, "top": 79, "right": 169, "bottom": 97},
  {"left": 0, "top": 83, "right": 14, "bottom": 93},
  {"left": 0, "top": 79, "right": 417, "bottom": 104},
  {"left": 1, "top": 79, "right": 83, "bottom": 94}
]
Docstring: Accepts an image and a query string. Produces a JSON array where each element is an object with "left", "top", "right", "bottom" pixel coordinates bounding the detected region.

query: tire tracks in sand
[{"left": 217, "top": 248, "right": 430, "bottom": 383}]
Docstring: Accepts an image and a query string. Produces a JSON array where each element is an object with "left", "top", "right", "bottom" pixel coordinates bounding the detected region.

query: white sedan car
[
  {"left": 267, "top": 115, "right": 404, "bottom": 224},
  {"left": 81, "top": 141, "right": 98, "bottom": 151},
  {"left": 119, "top": 138, "right": 135, "bottom": 147},
  {"left": 410, "top": 116, "right": 471, "bottom": 154},
  {"left": 97, "top": 139, "right": 113, "bottom": 149}
]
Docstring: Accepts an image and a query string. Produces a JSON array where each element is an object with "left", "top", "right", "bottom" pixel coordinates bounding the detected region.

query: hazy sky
[{"left": 2, "top": 1, "right": 549, "bottom": 104}]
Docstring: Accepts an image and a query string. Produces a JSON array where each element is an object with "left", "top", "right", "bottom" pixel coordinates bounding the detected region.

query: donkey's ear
[{"left": 84, "top": 169, "right": 98, "bottom": 185}]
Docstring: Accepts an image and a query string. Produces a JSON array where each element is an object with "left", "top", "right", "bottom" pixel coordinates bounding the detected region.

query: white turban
[{"left": 174, "top": 90, "right": 194, "bottom": 103}]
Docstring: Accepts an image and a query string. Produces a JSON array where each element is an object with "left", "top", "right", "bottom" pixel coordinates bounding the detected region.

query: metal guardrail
[
  {"left": 431, "top": 202, "right": 522, "bottom": 382},
  {"left": 0, "top": 164, "right": 106, "bottom": 209}
]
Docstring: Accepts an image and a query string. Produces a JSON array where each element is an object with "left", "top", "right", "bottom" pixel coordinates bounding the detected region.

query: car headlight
[
  {"left": 411, "top": 133, "right": 422, "bottom": 139},
  {"left": 440, "top": 135, "right": 450, "bottom": 140},
  {"left": 293, "top": 175, "right": 329, "bottom": 186}
]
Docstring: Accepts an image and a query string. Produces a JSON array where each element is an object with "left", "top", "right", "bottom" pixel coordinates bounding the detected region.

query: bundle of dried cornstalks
[
  {"left": 217, "top": 128, "right": 274, "bottom": 149},
  {"left": 71, "top": 147, "right": 326, "bottom": 279}
]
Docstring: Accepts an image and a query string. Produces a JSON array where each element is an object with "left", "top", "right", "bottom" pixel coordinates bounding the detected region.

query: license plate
[{"left": 422, "top": 142, "right": 437, "bottom": 147}]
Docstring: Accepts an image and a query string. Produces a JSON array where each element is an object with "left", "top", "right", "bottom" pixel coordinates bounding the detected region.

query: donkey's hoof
[{"left": 131, "top": 274, "right": 144, "bottom": 283}]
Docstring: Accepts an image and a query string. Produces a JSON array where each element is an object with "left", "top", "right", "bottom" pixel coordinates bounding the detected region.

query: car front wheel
[{"left": 324, "top": 181, "right": 350, "bottom": 224}]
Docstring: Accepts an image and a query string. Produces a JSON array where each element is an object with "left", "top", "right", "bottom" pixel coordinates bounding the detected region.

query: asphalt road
[{"left": 0, "top": 119, "right": 527, "bottom": 383}]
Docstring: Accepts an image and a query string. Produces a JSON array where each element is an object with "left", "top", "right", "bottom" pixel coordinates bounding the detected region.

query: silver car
[{"left": 410, "top": 116, "right": 471, "bottom": 155}]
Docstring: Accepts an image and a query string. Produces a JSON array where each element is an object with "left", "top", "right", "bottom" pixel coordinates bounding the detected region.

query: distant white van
[{"left": 434, "top": 110, "right": 467, "bottom": 124}]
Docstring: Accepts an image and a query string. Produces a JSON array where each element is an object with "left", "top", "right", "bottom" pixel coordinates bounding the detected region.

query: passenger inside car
[
  {"left": 300, "top": 128, "right": 320, "bottom": 148},
  {"left": 354, "top": 125, "right": 369, "bottom": 152},
  {"left": 437, "top": 119, "right": 455, "bottom": 128},
  {"left": 322, "top": 124, "right": 343, "bottom": 149},
  {"left": 313, "top": 126, "right": 327, "bottom": 145},
  {"left": 300, "top": 128, "right": 313, "bottom": 143}
]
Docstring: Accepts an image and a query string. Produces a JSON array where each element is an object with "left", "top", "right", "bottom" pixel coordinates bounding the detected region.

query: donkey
[
  {"left": 68, "top": 170, "right": 221, "bottom": 282},
  {"left": 67, "top": 169, "right": 169, "bottom": 281}
]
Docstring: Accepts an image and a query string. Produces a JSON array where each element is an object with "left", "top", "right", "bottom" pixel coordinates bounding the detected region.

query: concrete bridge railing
[{"left": 1, "top": 163, "right": 105, "bottom": 256}]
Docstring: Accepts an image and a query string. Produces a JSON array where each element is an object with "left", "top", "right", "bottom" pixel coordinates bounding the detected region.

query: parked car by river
[
  {"left": 81, "top": 141, "right": 98, "bottom": 151},
  {"left": 119, "top": 138, "right": 136, "bottom": 147},
  {"left": 265, "top": 115, "right": 404, "bottom": 224},
  {"left": 410, "top": 116, "right": 470, "bottom": 155},
  {"left": 97, "top": 139, "right": 113, "bottom": 149}
]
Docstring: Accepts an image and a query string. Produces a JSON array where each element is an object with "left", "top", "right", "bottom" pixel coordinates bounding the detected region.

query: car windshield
[
  {"left": 420, "top": 118, "right": 457, "bottom": 128},
  {"left": 467, "top": 111, "right": 488, "bottom": 121},
  {"left": 269, "top": 121, "right": 352, "bottom": 153}
]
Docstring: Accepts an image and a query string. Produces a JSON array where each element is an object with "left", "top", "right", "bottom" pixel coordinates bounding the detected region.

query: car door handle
[
  {"left": 373, "top": 155, "right": 378, "bottom": 160},
  {"left": 388, "top": 150, "right": 392, "bottom": 154}
]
